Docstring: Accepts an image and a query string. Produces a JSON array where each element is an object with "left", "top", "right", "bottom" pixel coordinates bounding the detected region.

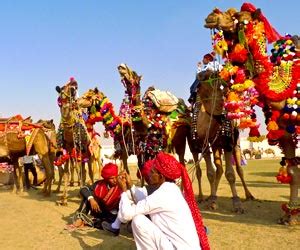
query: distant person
[{"left": 21, "top": 155, "right": 37, "bottom": 189}]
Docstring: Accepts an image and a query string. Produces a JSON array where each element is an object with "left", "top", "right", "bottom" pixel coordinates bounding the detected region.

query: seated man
[
  {"left": 73, "top": 162, "right": 122, "bottom": 228},
  {"left": 101, "top": 160, "right": 157, "bottom": 235},
  {"left": 115, "top": 152, "right": 210, "bottom": 250}
]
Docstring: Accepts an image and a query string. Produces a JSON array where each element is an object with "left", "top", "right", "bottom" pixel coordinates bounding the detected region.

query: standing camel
[
  {"left": 55, "top": 78, "right": 93, "bottom": 205},
  {"left": 195, "top": 74, "right": 245, "bottom": 212},
  {"left": 117, "top": 64, "right": 192, "bottom": 170},
  {"left": 243, "top": 148, "right": 254, "bottom": 160},
  {"left": 78, "top": 64, "right": 192, "bottom": 179},
  {"left": 0, "top": 116, "right": 54, "bottom": 196},
  {"left": 203, "top": 3, "right": 300, "bottom": 224},
  {"left": 264, "top": 148, "right": 276, "bottom": 158}
]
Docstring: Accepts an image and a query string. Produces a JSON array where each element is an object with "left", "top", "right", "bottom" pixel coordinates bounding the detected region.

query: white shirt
[
  {"left": 198, "top": 61, "right": 223, "bottom": 73},
  {"left": 119, "top": 182, "right": 201, "bottom": 250},
  {"left": 22, "top": 155, "right": 34, "bottom": 164}
]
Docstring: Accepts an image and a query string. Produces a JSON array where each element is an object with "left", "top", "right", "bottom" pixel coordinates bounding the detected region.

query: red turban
[
  {"left": 137, "top": 159, "right": 154, "bottom": 183},
  {"left": 153, "top": 152, "right": 210, "bottom": 250},
  {"left": 101, "top": 163, "right": 118, "bottom": 179}
]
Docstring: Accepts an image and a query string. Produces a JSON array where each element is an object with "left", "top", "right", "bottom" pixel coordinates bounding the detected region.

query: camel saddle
[
  {"left": 146, "top": 89, "right": 179, "bottom": 113},
  {"left": 0, "top": 115, "right": 42, "bottom": 134}
]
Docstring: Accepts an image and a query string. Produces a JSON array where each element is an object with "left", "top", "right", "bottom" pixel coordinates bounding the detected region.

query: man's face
[
  {"left": 106, "top": 176, "right": 118, "bottom": 186},
  {"left": 149, "top": 167, "right": 164, "bottom": 186}
]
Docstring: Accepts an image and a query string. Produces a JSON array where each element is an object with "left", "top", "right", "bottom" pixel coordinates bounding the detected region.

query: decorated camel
[
  {"left": 194, "top": 73, "right": 247, "bottom": 212},
  {"left": 117, "top": 64, "right": 192, "bottom": 168},
  {"left": 55, "top": 78, "right": 98, "bottom": 205},
  {"left": 78, "top": 65, "right": 192, "bottom": 180},
  {"left": 0, "top": 115, "right": 54, "bottom": 196},
  {"left": 119, "top": 63, "right": 254, "bottom": 210},
  {"left": 203, "top": 2, "right": 300, "bottom": 224}
]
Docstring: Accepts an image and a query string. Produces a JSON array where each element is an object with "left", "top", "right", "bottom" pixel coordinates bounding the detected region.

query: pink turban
[{"left": 101, "top": 163, "right": 118, "bottom": 179}]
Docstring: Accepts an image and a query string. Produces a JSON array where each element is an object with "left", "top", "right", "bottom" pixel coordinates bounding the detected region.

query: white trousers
[{"left": 131, "top": 214, "right": 174, "bottom": 250}]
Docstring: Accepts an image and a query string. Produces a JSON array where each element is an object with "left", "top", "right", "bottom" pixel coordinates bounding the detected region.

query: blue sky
[{"left": 1, "top": 0, "right": 299, "bottom": 137}]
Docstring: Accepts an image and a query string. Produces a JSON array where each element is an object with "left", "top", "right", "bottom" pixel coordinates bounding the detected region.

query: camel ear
[
  {"left": 50, "top": 119, "right": 53, "bottom": 123},
  {"left": 55, "top": 86, "right": 61, "bottom": 93},
  {"left": 94, "top": 87, "right": 99, "bottom": 94}
]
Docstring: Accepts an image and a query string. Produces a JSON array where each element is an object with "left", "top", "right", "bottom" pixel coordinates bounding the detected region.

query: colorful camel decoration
[
  {"left": 78, "top": 65, "right": 192, "bottom": 181},
  {"left": 117, "top": 64, "right": 192, "bottom": 167},
  {"left": 77, "top": 88, "right": 133, "bottom": 173},
  {"left": 203, "top": 2, "right": 300, "bottom": 224}
]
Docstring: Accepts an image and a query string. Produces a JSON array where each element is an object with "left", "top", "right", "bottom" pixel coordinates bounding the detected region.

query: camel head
[
  {"left": 78, "top": 88, "right": 106, "bottom": 109},
  {"left": 37, "top": 119, "right": 55, "bottom": 130},
  {"left": 56, "top": 78, "right": 79, "bottom": 121},
  {"left": 117, "top": 63, "right": 142, "bottom": 87},
  {"left": 118, "top": 63, "right": 142, "bottom": 106},
  {"left": 204, "top": 7, "right": 238, "bottom": 32}
]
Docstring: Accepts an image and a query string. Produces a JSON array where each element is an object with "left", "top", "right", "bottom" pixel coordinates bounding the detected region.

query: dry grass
[{"left": 0, "top": 158, "right": 299, "bottom": 250}]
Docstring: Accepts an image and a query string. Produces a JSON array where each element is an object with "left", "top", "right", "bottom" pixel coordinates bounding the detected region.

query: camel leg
[
  {"left": 192, "top": 152, "right": 204, "bottom": 202},
  {"left": 212, "top": 147, "right": 224, "bottom": 192},
  {"left": 203, "top": 151, "right": 217, "bottom": 209},
  {"left": 279, "top": 135, "right": 300, "bottom": 225},
  {"left": 224, "top": 151, "right": 244, "bottom": 213},
  {"left": 87, "top": 159, "right": 94, "bottom": 184},
  {"left": 57, "top": 159, "right": 70, "bottom": 206},
  {"left": 78, "top": 161, "right": 86, "bottom": 187},
  {"left": 233, "top": 144, "right": 255, "bottom": 200},
  {"left": 12, "top": 166, "right": 18, "bottom": 194},
  {"left": 55, "top": 166, "right": 64, "bottom": 193},
  {"left": 40, "top": 154, "right": 54, "bottom": 196},
  {"left": 69, "top": 159, "right": 75, "bottom": 186}
]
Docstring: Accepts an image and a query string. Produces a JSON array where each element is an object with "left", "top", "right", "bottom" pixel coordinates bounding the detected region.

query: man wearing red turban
[
  {"left": 116, "top": 152, "right": 210, "bottom": 250},
  {"left": 72, "top": 163, "right": 122, "bottom": 229},
  {"left": 102, "top": 160, "right": 158, "bottom": 236}
]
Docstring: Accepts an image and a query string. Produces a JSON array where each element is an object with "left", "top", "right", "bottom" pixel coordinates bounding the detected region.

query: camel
[
  {"left": 77, "top": 88, "right": 134, "bottom": 174},
  {"left": 194, "top": 74, "right": 245, "bottom": 212},
  {"left": 243, "top": 148, "right": 254, "bottom": 160},
  {"left": 0, "top": 115, "right": 54, "bottom": 196},
  {"left": 78, "top": 65, "right": 192, "bottom": 181},
  {"left": 55, "top": 78, "right": 94, "bottom": 205},
  {"left": 264, "top": 148, "right": 276, "bottom": 158},
  {"left": 204, "top": 3, "right": 300, "bottom": 224},
  {"left": 117, "top": 64, "right": 192, "bottom": 171}
]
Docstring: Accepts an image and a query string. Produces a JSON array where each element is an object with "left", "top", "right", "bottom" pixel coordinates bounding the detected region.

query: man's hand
[
  {"left": 117, "top": 172, "right": 128, "bottom": 192},
  {"left": 124, "top": 172, "right": 133, "bottom": 189},
  {"left": 89, "top": 198, "right": 101, "bottom": 213}
]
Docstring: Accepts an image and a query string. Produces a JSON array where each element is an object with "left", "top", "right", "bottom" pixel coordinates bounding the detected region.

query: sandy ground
[{"left": 0, "top": 159, "right": 299, "bottom": 250}]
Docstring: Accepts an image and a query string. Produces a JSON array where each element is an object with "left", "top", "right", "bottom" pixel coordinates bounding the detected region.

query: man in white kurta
[{"left": 118, "top": 180, "right": 201, "bottom": 249}]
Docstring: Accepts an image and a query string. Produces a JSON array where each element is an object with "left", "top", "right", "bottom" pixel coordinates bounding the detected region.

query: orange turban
[{"left": 101, "top": 163, "right": 118, "bottom": 179}]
